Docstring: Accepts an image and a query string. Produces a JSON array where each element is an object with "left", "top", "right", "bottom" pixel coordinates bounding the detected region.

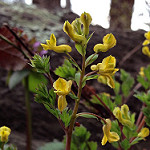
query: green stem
[
  {"left": 24, "top": 76, "right": 32, "bottom": 150},
  {"left": 76, "top": 112, "right": 106, "bottom": 124},
  {"left": 66, "top": 54, "right": 86, "bottom": 150}
]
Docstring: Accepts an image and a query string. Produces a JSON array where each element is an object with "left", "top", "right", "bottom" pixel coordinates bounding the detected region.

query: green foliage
[
  {"left": 122, "top": 125, "right": 137, "bottom": 140},
  {"left": 34, "top": 84, "right": 58, "bottom": 118},
  {"left": 69, "top": 125, "right": 97, "bottom": 150},
  {"left": 54, "top": 59, "right": 76, "bottom": 80},
  {"left": 37, "top": 140, "right": 65, "bottom": 150},
  {"left": 77, "top": 113, "right": 98, "bottom": 120},
  {"left": 143, "top": 106, "right": 150, "bottom": 127},
  {"left": 8, "top": 70, "right": 30, "bottom": 89},
  {"left": 137, "top": 65, "right": 150, "bottom": 89},
  {"left": 134, "top": 90, "right": 150, "bottom": 107},
  {"left": 28, "top": 71, "right": 48, "bottom": 93},
  {"left": 59, "top": 108, "right": 72, "bottom": 127},
  {"left": 30, "top": 54, "right": 50, "bottom": 74},
  {"left": 120, "top": 69, "right": 134, "bottom": 97},
  {"left": 91, "top": 93, "right": 116, "bottom": 111},
  {"left": 85, "top": 53, "right": 98, "bottom": 67},
  {"left": 120, "top": 139, "right": 130, "bottom": 150},
  {"left": 137, "top": 75, "right": 149, "bottom": 89},
  {"left": 75, "top": 43, "right": 86, "bottom": 56}
]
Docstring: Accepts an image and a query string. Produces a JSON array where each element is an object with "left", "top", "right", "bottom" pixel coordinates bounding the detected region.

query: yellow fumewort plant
[
  {"left": 139, "top": 67, "right": 145, "bottom": 77},
  {"left": 101, "top": 119, "right": 120, "bottom": 145},
  {"left": 94, "top": 33, "right": 116, "bottom": 53},
  {"left": 41, "top": 33, "right": 72, "bottom": 53},
  {"left": 53, "top": 78, "right": 72, "bottom": 112},
  {"left": 91, "top": 55, "right": 119, "bottom": 88},
  {"left": 113, "top": 104, "right": 133, "bottom": 127},
  {"left": 0, "top": 126, "right": 11, "bottom": 142}
]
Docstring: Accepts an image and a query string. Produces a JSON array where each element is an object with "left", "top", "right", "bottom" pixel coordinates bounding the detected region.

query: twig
[{"left": 4, "top": 24, "right": 34, "bottom": 57}]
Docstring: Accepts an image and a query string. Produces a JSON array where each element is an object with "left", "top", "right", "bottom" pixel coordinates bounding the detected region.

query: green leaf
[
  {"left": 120, "top": 139, "right": 131, "bottom": 150},
  {"left": 144, "top": 65, "right": 150, "bottom": 81},
  {"left": 75, "top": 43, "right": 85, "bottom": 56},
  {"left": 87, "top": 32, "right": 94, "bottom": 43},
  {"left": 87, "top": 141, "right": 97, "bottom": 150},
  {"left": 68, "top": 93, "right": 78, "bottom": 100},
  {"left": 28, "top": 71, "right": 48, "bottom": 93},
  {"left": 30, "top": 54, "right": 50, "bottom": 74},
  {"left": 34, "top": 84, "right": 56, "bottom": 109},
  {"left": 37, "top": 140, "right": 65, "bottom": 150},
  {"left": 9, "top": 70, "right": 30, "bottom": 89},
  {"left": 75, "top": 72, "right": 81, "bottom": 86},
  {"left": 54, "top": 59, "right": 76, "bottom": 80},
  {"left": 59, "top": 108, "right": 72, "bottom": 127},
  {"left": 44, "top": 104, "right": 58, "bottom": 118},
  {"left": 85, "top": 53, "right": 98, "bottom": 67},
  {"left": 120, "top": 69, "right": 134, "bottom": 97},
  {"left": 137, "top": 75, "right": 149, "bottom": 89},
  {"left": 114, "top": 94, "right": 122, "bottom": 105},
  {"left": 91, "top": 93, "right": 116, "bottom": 111},
  {"left": 78, "top": 113, "right": 98, "bottom": 120},
  {"left": 114, "top": 81, "right": 120, "bottom": 95},
  {"left": 130, "top": 137, "right": 143, "bottom": 146},
  {"left": 143, "top": 106, "right": 150, "bottom": 127}
]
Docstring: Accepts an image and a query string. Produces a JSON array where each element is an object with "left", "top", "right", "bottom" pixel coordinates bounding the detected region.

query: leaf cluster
[
  {"left": 54, "top": 59, "right": 76, "bottom": 80},
  {"left": 66, "top": 125, "right": 97, "bottom": 150},
  {"left": 30, "top": 54, "right": 50, "bottom": 74}
]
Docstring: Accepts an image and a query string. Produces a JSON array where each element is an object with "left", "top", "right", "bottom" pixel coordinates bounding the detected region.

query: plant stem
[
  {"left": 66, "top": 55, "right": 86, "bottom": 150},
  {"left": 86, "top": 85, "right": 115, "bottom": 119},
  {"left": 1, "top": 143, "right": 4, "bottom": 150},
  {"left": 76, "top": 112, "right": 106, "bottom": 124},
  {"left": 24, "top": 76, "right": 32, "bottom": 150},
  {"left": 0, "top": 34, "right": 29, "bottom": 60}
]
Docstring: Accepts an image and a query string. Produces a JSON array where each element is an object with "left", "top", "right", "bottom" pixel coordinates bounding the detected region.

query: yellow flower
[
  {"left": 41, "top": 33, "right": 72, "bottom": 53},
  {"left": 142, "top": 46, "right": 150, "bottom": 57},
  {"left": 113, "top": 104, "right": 133, "bottom": 127},
  {"left": 91, "top": 55, "right": 119, "bottom": 88},
  {"left": 139, "top": 67, "right": 145, "bottom": 77},
  {"left": 142, "top": 31, "right": 150, "bottom": 46},
  {"left": 101, "top": 119, "right": 120, "bottom": 145},
  {"left": 0, "top": 126, "right": 11, "bottom": 142},
  {"left": 138, "top": 128, "right": 149, "bottom": 139},
  {"left": 63, "top": 21, "right": 86, "bottom": 44},
  {"left": 94, "top": 33, "right": 116, "bottom": 53},
  {"left": 53, "top": 78, "right": 72, "bottom": 112},
  {"left": 80, "top": 12, "right": 92, "bottom": 36}
]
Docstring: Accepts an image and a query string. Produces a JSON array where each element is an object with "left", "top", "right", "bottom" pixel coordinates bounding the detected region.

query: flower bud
[
  {"left": 80, "top": 12, "right": 92, "bottom": 36},
  {"left": 0, "top": 126, "right": 11, "bottom": 142},
  {"left": 63, "top": 21, "right": 86, "bottom": 44},
  {"left": 138, "top": 128, "right": 149, "bottom": 139},
  {"left": 142, "top": 46, "right": 150, "bottom": 57}
]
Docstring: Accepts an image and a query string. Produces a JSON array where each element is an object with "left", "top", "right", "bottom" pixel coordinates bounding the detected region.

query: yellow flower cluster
[
  {"left": 94, "top": 33, "right": 116, "bottom": 53},
  {"left": 91, "top": 55, "right": 119, "bottom": 88},
  {"left": 53, "top": 78, "right": 72, "bottom": 112},
  {"left": 0, "top": 126, "right": 11, "bottom": 142},
  {"left": 41, "top": 33, "right": 72, "bottom": 53},
  {"left": 142, "top": 31, "right": 150, "bottom": 57},
  {"left": 101, "top": 119, "right": 120, "bottom": 145},
  {"left": 113, "top": 104, "right": 133, "bottom": 127}
]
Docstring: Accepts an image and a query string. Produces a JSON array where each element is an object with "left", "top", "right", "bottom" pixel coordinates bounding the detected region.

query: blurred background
[{"left": 1, "top": 0, "right": 150, "bottom": 31}]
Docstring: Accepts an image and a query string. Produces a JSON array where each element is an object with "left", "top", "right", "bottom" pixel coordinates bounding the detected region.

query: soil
[{"left": 0, "top": 2, "right": 150, "bottom": 150}]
